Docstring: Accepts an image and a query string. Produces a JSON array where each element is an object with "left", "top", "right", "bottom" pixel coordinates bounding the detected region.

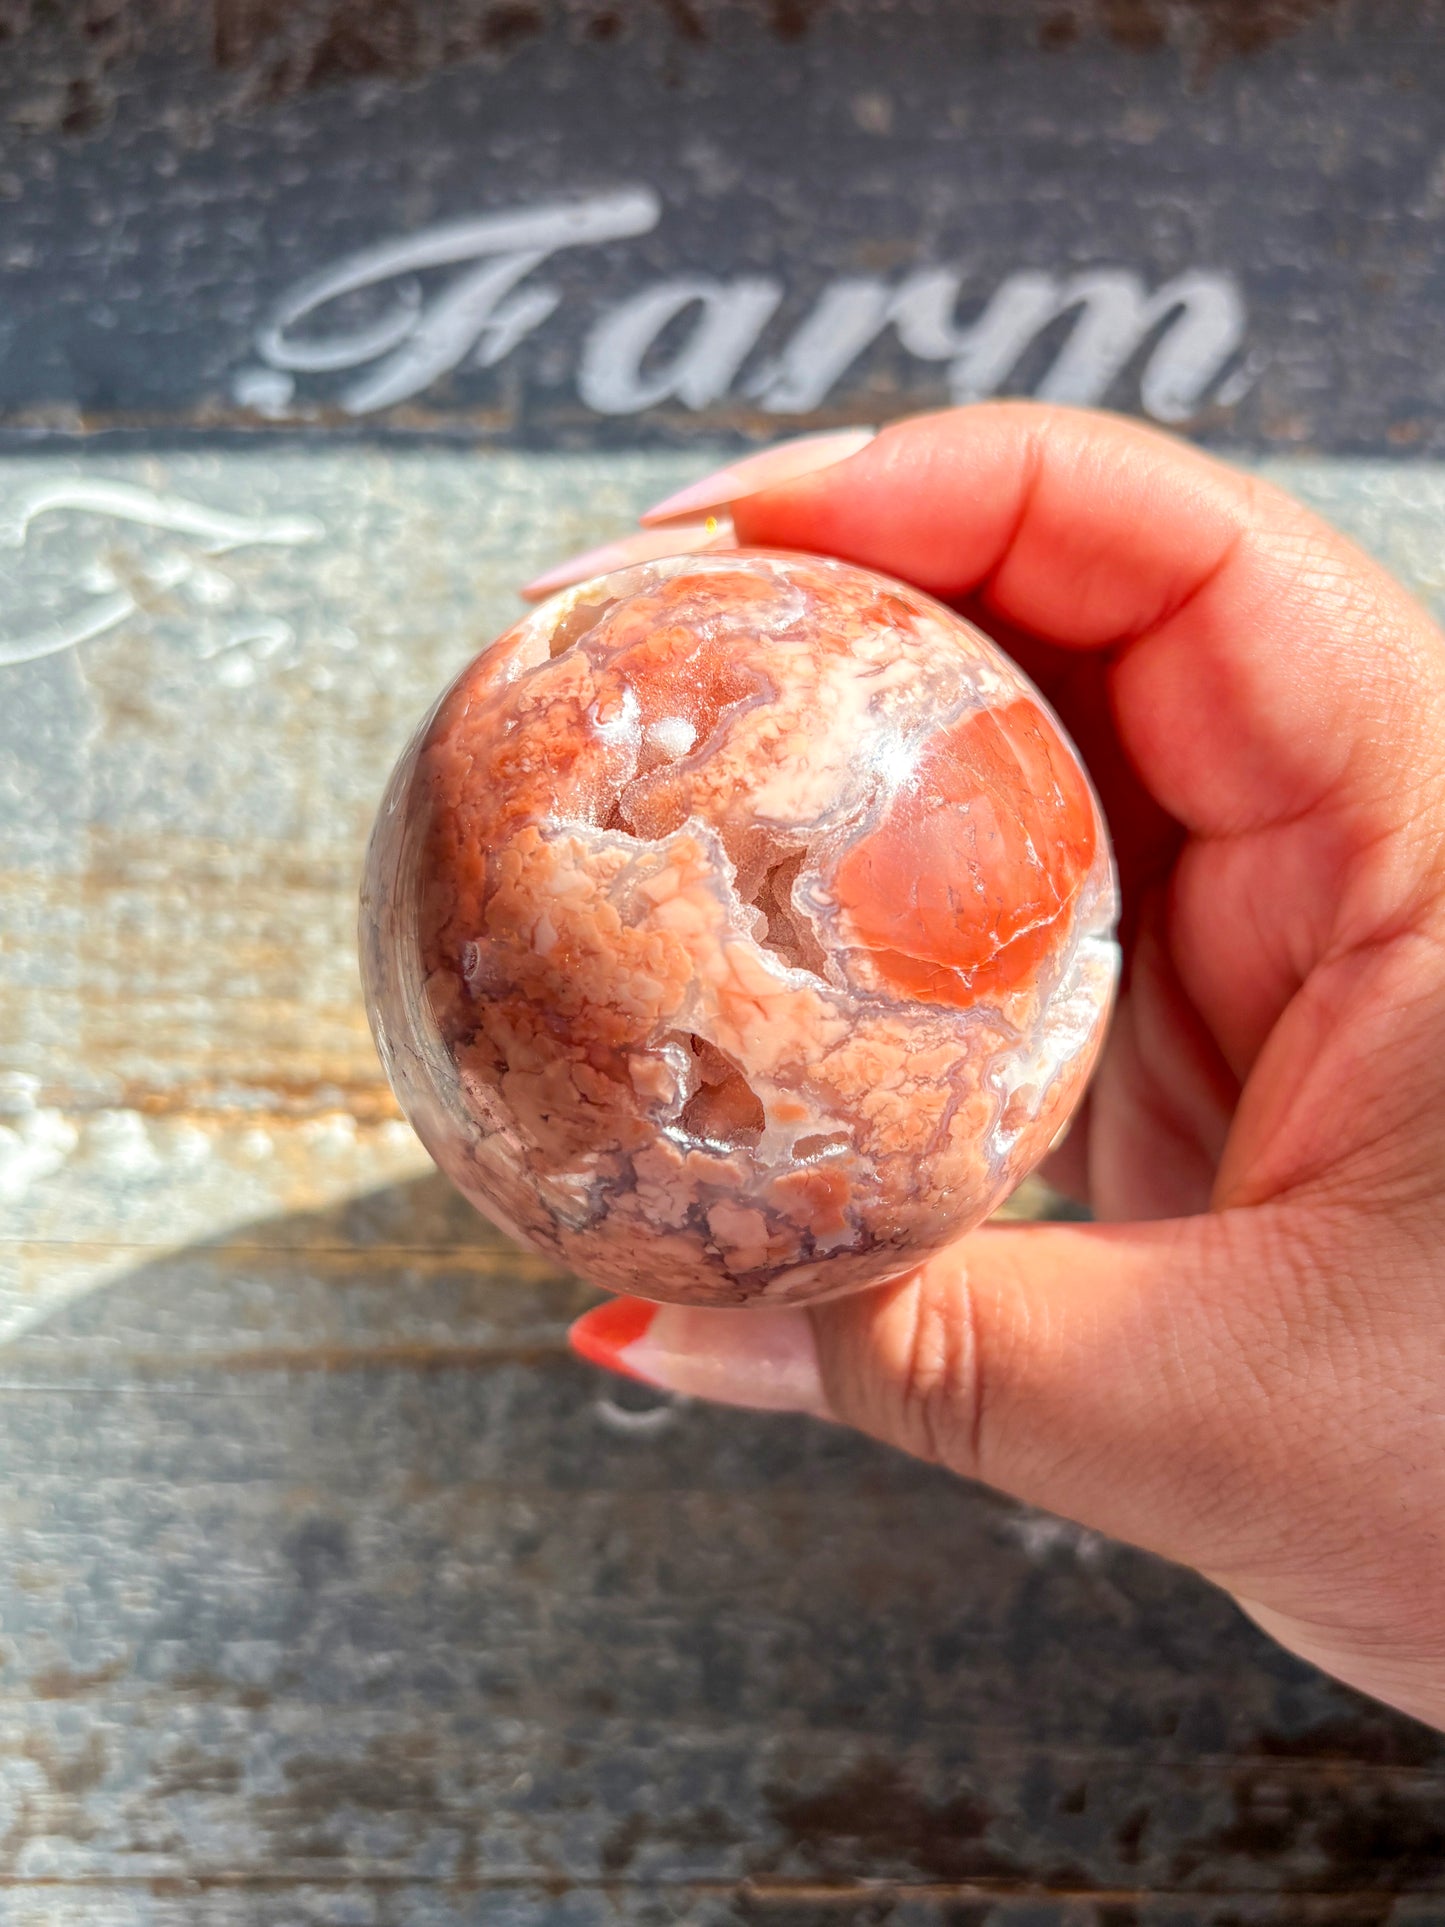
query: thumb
[{"left": 569, "top": 1209, "right": 1326, "bottom": 1582}]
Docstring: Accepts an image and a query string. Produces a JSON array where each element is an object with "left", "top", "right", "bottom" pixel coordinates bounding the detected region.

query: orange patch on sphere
[{"left": 832, "top": 697, "right": 1097, "bottom": 1005}]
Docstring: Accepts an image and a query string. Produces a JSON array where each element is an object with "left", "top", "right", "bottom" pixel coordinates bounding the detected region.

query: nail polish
[
  {"left": 639, "top": 428, "right": 875, "bottom": 527},
  {"left": 569, "top": 1296, "right": 658, "bottom": 1382},
  {"left": 520, "top": 518, "right": 733, "bottom": 601},
  {"left": 569, "top": 1299, "right": 828, "bottom": 1415}
]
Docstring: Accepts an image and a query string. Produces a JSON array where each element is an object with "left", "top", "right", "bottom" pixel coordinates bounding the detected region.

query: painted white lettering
[
  {"left": 749, "top": 279, "right": 894, "bottom": 413},
  {"left": 892, "top": 270, "right": 1064, "bottom": 400},
  {"left": 253, "top": 190, "right": 661, "bottom": 414},
  {"left": 898, "top": 266, "right": 1246, "bottom": 420},
  {"left": 0, "top": 484, "right": 323, "bottom": 670},
  {"left": 1083, "top": 272, "right": 1246, "bottom": 423},
  {"left": 341, "top": 254, "right": 552, "bottom": 414},
  {"left": 578, "top": 277, "right": 783, "bottom": 414},
  {"left": 757, "top": 265, "right": 1245, "bottom": 420},
  {"left": 239, "top": 188, "right": 1251, "bottom": 427}
]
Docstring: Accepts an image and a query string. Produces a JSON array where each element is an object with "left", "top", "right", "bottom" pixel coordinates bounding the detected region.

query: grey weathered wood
[
  {"left": 2, "top": 0, "right": 1445, "bottom": 453},
  {"left": 4, "top": 1246, "right": 1445, "bottom": 1902},
  {"left": 3, "top": 450, "right": 1445, "bottom": 1923}
]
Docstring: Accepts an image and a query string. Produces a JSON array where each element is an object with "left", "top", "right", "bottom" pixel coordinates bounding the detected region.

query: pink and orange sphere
[{"left": 361, "top": 551, "right": 1117, "bottom": 1307}]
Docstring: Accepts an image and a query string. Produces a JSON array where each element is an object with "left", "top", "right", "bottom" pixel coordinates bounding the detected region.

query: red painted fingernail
[{"left": 569, "top": 1295, "right": 659, "bottom": 1382}]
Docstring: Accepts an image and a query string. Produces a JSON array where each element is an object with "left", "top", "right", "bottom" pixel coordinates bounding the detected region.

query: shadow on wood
[{"left": 0, "top": 1176, "right": 1443, "bottom": 1923}]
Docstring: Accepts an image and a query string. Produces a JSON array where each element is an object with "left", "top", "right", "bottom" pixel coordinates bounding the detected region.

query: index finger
[{"left": 730, "top": 404, "right": 1445, "bottom": 847}]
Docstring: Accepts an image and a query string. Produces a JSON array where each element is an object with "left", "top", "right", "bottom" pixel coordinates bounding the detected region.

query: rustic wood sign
[{"left": 0, "top": 0, "right": 1441, "bottom": 450}]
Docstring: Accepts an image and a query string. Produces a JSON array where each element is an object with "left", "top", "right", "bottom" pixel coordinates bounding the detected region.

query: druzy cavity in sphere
[{"left": 360, "top": 551, "right": 1118, "bottom": 1307}]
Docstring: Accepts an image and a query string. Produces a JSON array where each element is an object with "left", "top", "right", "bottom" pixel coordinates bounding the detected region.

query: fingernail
[
  {"left": 568, "top": 1294, "right": 658, "bottom": 1382},
  {"left": 569, "top": 1297, "right": 829, "bottom": 1416},
  {"left": 638, "top": 428, "right": 876, "bottom": 527},
  {"left": 521, "top": 518, "right": 734, "bottom": 602}
]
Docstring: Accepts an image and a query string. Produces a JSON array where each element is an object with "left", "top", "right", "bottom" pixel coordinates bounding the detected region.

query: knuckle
[{"left": 889, "top": 1273, "right": 989, "bottom": 1477}]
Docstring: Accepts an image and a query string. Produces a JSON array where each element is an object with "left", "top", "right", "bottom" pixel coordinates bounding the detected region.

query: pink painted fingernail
[
  {"left": 569, "top": 1296, "right": 828, "bottom": 1416},
  {"left": 639, "top": 428, "right": 877, "bottom": 527},
  {"left": 520, "top": 518, "right": 735, "bottom": 602}
]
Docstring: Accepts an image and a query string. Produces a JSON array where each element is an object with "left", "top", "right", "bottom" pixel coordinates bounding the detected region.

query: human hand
[{"left": 553, "top": 405, "right": 1445, "bottom": 1730}]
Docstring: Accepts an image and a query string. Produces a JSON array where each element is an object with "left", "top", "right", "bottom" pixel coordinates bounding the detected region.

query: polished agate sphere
[{"left": 360, "top": 551, "right": 1117, "bottom": 1307}]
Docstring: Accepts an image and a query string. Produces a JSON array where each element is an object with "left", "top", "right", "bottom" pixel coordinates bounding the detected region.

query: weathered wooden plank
[
  {"left": 4, "top": 449, "right": 1445, "bottom": 1920},
  {"left": 0, "top": 1171, "right": 1071, "bottom": 1375},
  {"left": 0, "top": 450, "right": 698, "bottom": 1343},
  {"left": 3, "top": 1, "right": 1445, "bottom": 454},
  {"left": 0, "top": 1273, "right": 1442, "bottom": 1897},
  {"left": 7, "top": 1888, "right": 1444, "bottom": 1927},
  {"left": 0, "top": 1468, "right": 1441, "bottom": 1898}
]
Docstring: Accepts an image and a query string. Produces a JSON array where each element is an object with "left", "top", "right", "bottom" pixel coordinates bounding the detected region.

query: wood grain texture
[{"left": 2, "top": 451, "right": 1443, "bottom": 1923}]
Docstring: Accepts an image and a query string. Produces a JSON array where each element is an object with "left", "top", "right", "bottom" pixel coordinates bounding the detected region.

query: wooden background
[
  {"left": 0, "top": 0, "right": 1444, "bottom": 452},
  {"left": 3, "top": 5, "right": 1445, "bottom": 1922}
]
